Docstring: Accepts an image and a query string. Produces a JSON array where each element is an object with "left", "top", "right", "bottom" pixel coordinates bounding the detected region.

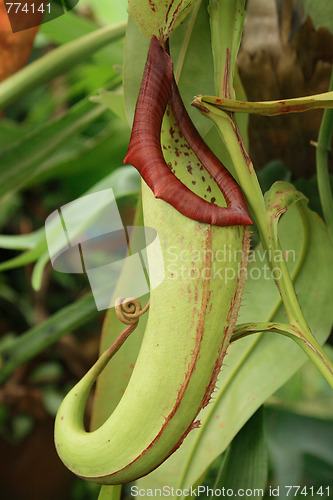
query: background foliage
[{"left": 0, "top": 1, "right": 332, "bottom": 499}]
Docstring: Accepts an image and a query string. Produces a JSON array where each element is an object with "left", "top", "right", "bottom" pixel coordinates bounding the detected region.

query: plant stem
[
  {"left": 98, "top": 485, "right": 122, "bottom": 500},
  {"left": 316, "top": 67, "right": 333, "bottom": 243},
  {"left": 196, "top": 103, "right": 333, "bottom": 388},
  {"left": 232, "top": 322, "right": 333, "bottom": 387},
  {"left": 0, "top": 22, "right": 126, "bottom": 109}
]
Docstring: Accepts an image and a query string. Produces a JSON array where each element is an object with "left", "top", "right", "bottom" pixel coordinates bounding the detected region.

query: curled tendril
[{"left": 115, "top": 297, "right": 150, "bottom": 325}]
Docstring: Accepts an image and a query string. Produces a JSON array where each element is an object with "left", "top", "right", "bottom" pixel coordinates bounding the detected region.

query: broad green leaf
[
  {"left": 128, "top": 0, "right": 197, "bottom": 41},
  {"left": 265, "top": 406, "right": 333, "bottom": 498},
  {"left": 213, "top": 407, "right": 268, "bottom": 495},
  {"left": 137, "top": 203, "right": 333, "bottom": 494},
  {"left": 273, "top": 345, "right": 333, "bottom": 420}
]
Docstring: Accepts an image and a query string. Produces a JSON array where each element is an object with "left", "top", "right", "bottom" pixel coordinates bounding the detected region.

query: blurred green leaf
[
  {"left": 11, "top": 415, "right": 34, "bottom": 443},
  {"left": 79, "top": 0, "right": 128, "bottom": 25},
  {"left": 42, "top": 386, "right": 66, "bottom": 416},
  {"left": 91, "top": 88, "right": 128, "bottom": 123},
  {"left": 0, "top": 119, "right": 30, "bottom": 148},
  {"left": 0, "top": 228, "right": 45, "bottom": 251},
  {"left": 29, "top": 362, "right": 64, "bottom": 383},
  {"left": 0, "top": 98, "right": 107, "bottom": 204},
  {"left": 265, "top": 406, "right": 333, "bottom": 499},
  {"left": 212, "top": 408, "right": 268, "bottom": 496},
  {"left": 0, "top": 293, "right": 97, "bottom": 383}
]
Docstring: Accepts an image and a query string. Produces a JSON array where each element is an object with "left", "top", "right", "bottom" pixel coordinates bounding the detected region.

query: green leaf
[
  {"left": 0, "top": 228, "right": 44, "bottom": 250},
  {"left": 0, "top": 98, "right": 107, "bottom": 204},
  {"left": 137, "top": 202, "right": 333, "bottom": 494},
  {"left": 91, "top": 88, "right": 128, "bottom": 123},
  {"left": 0, "top": 119, "right": 30, "bottom": 148},
  {"left": 265, "top": 406, "right": 333, "bottom": 498},
  {"left": 213, "top": 407, "right": 268, "bottom": 495},
  {"left": 128, "top": 0, "right": 197, "bottom": 41},
  {"left": 40, "top": 9, "right": 99, "bottom": 44},
  {"left": 27, "top": 118, "right": 129, "bottom": 189},
  {"left": 80, "top": 0, "right": 128, "bottom": 25},
  {"left": 0, "top": 293, "right": 98, "bottom": 383}
]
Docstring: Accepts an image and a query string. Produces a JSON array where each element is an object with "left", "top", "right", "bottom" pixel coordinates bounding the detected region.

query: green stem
[
  {"left": 205, "top": 0, "right": 333, "bottom": 375},
  {"left": 316, "top": 67, "right": 333, "bottom": 243},
  {"left": 0, "top": 22, "right": 126, "bottom": 109},
  {"left": 98, "top": 485, "right": 122, "bottom": 500},
  {"left": 232, "top": 322, "right": 333, "bottom": 387},
  {"left": 199, "top": 92, "right": 333, "bottom": 115},
  {"left": 197, "top": 105, "right": 333, "bottom": 387}
]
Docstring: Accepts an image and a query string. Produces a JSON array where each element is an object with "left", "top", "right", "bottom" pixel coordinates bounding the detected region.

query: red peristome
[{"left": 124, "top": 36, "right": 252, "bottom": 227}]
